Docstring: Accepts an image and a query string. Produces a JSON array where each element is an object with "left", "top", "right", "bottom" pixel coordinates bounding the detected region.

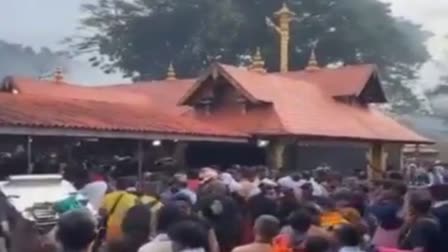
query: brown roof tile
[
  {"left": 205, "top": 65, "right": 429, "bottom": 143},
  {"left": 0, "top": 93, "right": 246, "bottom": 140},
  {"left": 276, "top": 64, "right": 376, "bottom": 97},
  {"left": 9, "top": 77, "right": 153, "bottom": 106},
  {"left": 94, "top": 79, "right": 194, "bottom": 114},
  {"left": 1, "top": 64, "right": 429, "bottom": 144}
]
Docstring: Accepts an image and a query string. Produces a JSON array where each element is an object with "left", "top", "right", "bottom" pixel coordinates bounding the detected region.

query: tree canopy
[
  {"left": 71, "top": 0, "right": 431, "bottom": 113},
  {"left": 0, "top": 40, "right": 68, "bottom": 80}
]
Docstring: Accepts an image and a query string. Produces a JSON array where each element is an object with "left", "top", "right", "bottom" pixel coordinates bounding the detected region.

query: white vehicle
[{"left": 0, "top": 174, "right": 95, "bottom": 234}]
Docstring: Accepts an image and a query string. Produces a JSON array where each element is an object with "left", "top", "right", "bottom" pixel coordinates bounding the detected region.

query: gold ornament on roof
[
  {"left": 305, "top": 47, "right": 320, "bottom": 71},
  {"left": 166, "top": 62, "right": 177, "bottom": 80},
  {"left": 273, "top": 2, "right": 296, "bottom": 17},
  {"left": 266, "top": 3, "right": 296, "bottom": 73},
  {"left": 54, "top": 67, "right": 64, "bottom": 83},
  {"left": 249, "top": 47, "right": 266, "bottom": 73}
]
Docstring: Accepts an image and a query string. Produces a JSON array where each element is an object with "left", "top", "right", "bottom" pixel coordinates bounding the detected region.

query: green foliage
[
  {"left": 72, "top": 0, "right": 431, "bottom": 112},
  {"left": 0, "top": 40, "right": 67, "bottom": 79}
]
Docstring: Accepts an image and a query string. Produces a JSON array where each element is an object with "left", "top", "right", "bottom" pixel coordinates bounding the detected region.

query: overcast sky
[{"left": 0, "top": 0, "right": 447, "bottom": 87}]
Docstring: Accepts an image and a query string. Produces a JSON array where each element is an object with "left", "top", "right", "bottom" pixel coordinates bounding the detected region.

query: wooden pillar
[
  {"left": 369, "top": 142, "right": 386, "bottom": 179},
  {"left": 383, "top": 143, "right": 402, "bottom": 171},
  {"left": 266, "top": 140, "right": 286, "bottom": 169},
  {"left": 173, "top": 142, "right": 188, "bottom": 168},
  {"left": 27, "top": 136, "right": 33, "bottom": 174},
  {"left": 137, "top": 140, "right": 144, "bottom": 185}
]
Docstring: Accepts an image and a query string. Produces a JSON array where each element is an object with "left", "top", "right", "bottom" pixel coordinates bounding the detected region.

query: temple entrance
[
  {"left": 186, "top": 142, "right": 265, "bottom": 169},
  {"left": 295, "top": 144, "right": 369, "bottom": 174}
]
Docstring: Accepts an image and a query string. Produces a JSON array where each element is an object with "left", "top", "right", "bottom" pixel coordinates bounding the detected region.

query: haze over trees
[
  {"left": 70, "top": 0, "right": 431, "bottom": 113},
  {"left": 0, "top": 40, "right": 68, "bottom": 80}
]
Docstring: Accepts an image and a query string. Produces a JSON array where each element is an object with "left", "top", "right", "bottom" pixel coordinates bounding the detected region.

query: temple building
[{"left": 0, "top": 4, "right": 430, "bottom": 177}]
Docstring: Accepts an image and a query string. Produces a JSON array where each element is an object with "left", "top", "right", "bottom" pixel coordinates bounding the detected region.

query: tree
[
  {"left": 0, "top": 40, "right": 68, "bottom": 79},
  {"left": 71, "top": 0, "right": 431, "bottom": 113}
]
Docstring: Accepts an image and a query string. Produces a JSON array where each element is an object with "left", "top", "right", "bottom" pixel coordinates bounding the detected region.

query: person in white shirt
[
  {"left": 220, "top": 172, "right": 242, "bottom": 193},
  {"left": 79, "top": 170, "right": 108, "bottom": 210},
  {"left": 277, "top": 173, "right": 308, "bottom": 199},
  {"left": 277, "top": 173, "right": 306, "bottom": 189}
]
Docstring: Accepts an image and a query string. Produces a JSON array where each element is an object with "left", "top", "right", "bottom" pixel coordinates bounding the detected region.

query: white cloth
[
  {"left": 433, "top": 200, "right": 448, "bottom": 208},
  {"left": 79, "top": 181, "right": 107, "bottom": 210},
  {"left": 428, "top": 169, "right": 444, "bottom": 185},
  {"left": 220, "top": 173, "right": 242, "bottom": 193},
  {"left": 277, "top": 176, "right": 308, "bottom": 199},
  {"left": 339, "top": 246, "right": 365, "bottom": 252},
  {"left": 138, "top": 234, "right": 172, "bottom": 252},
  {"left": 181, "top": 249, "right": 206, "bottom": 252},
  {"left": 277, "top": 176, "right": 307, "bottom": 189},
  {"left": 310, "top": 178, "right": 328, "bottom": 197},
  {"left": 260, "top": 178, "right": 277, "bottom": 187}
]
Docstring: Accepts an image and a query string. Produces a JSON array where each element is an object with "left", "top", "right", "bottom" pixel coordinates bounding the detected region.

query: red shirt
[
  {"left": 187, "top": 179, "right": 200, "bottom": 191},
  {"left": 92, "top": 174, "right": 104, "bottom": 182}
]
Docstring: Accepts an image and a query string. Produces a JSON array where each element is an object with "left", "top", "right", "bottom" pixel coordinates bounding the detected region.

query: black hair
[
  {"left": 290, "top": 173, "right": 302, "bottom": 181},
  {"left": 288, "top": 209, "right": 312, "bottom": 233},
  {"left": 173, "top": 193, "right": 193, "bottom": 206},
  {"left": 157, "top": 204, "right": 184, "bottom": 233},
  {"left": 116, "top": 177, "right": 133, "bottom": 190},
  {"left": 430, "top": 184, "right": 448, "bottom": 201},
  {"left": 168, "top": 220, "right": 209, "bottom": 250},
  {"left": 305, "top": 236, "right": 331, "bottom": 252},
  {"left": 409, "top": 191, "right": 432, "bottom": 215},
  {"left": 387, "top": 171, "right": 403, "bottom": 180},
  {"left": 187, "top": 169, "right": 199, "bottom": 179},
  {"left": 121, "top": 205, "right": 151, "bottom": 238},
  {"left": 335, "top": 224, "right": 361, "bottom": 247},
  {"left": 56, "top": 210, "right": 96, "bottom": 251},
  {"left": 303, "top": 203, "right": 321, "bottom": 225},
  {"left": 254, "top": 215, "right": 280, "bottom": 242},
  {"left": 241, "top": 166, "right": 257, "bottom": 179},
  {"left": 302, "top": 171, "right": 311, "bottom": 180}
]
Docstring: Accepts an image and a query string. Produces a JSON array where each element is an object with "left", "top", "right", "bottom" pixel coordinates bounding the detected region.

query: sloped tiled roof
[
  {"left": 0, "top": 93, "right": 246, "bottom": 141},
  {"left": 94, "top": 79, "right": 195, "bottom": 114},
  {"left": 277, "top": 64, "right": 376, "bottom": 97},
  {"left": 196, "top": 64, "right": 429, "bottom": 143},
  {"left": 6, "top": 77, "right": 152, "bottom": 106},
  {"left": 0, "top": 63, "right": 429, "bottom": 144}
]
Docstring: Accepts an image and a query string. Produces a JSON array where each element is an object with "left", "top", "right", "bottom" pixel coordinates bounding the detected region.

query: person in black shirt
[
  {"left": 197, "top": 194, "right": 242, "bottom": 252},
  {"left": 247, "top": 183, "right": 278, "bottom": 222},
  {"left": 400, "top": 190, "right": 442, "bottom": 252},
  {"left": 172, "top": 194, "right": 220, "bottom": 252}
]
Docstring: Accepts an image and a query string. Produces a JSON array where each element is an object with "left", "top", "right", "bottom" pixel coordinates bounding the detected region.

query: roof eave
[
  {"left": 253, "top": 132, "right": 433, "bottom": 145},
  {"left": 0, "top": 125, "right": 249, "bottom": 143}
]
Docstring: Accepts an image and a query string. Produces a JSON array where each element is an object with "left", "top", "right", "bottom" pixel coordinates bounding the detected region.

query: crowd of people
[{"left": 11, "top": 162, "right": 448, "bottom": 252}]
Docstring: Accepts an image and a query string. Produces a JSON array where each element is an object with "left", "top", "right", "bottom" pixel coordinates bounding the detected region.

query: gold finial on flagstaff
[
  {"left": 166, "top": 62, "right": 177, "bottom": 80},
  {"left": 305, "top": 47, "right": 320, "bottom": 71},
  {"left": 54, "top": 67, "right": 64, "bottom": 83},
  {"left": 249, "top": 47, "right": 266, "bottom": 73},
  {"left": 274, "top": 2, "right": 296, "bottom": 17},
  {"left": 266, "top": 3, "right": 296, "bottom": 73}
]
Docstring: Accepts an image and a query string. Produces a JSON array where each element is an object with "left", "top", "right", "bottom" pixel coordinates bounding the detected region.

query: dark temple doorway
[{"left": 186, "top": 142, "right": 265, "bottom": 169}]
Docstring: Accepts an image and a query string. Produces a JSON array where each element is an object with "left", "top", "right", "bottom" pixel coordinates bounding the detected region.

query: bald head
[{"left": 254, "top": 215, "right": 280, "bottom": 242}]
